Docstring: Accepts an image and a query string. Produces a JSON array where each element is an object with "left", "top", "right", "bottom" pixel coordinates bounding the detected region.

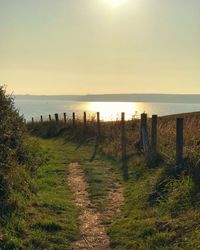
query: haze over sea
[{"left": 14, "top": 94, "right": 200, "bottom": 121}]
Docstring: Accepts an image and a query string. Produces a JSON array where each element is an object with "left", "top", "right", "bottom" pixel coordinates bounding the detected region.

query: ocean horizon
[{"left": 14, "top": 94, "right": 200, "bottom": 121}]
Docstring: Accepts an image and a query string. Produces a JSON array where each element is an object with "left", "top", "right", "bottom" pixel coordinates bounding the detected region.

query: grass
[
  {"left": 23, "top": 138, "right": 79, "bottom": 250},
  {"left": 108, "top": 156, "right": 200, "bottom": 250},
  {"left": 28, "top": 111, "right": 200, "bottom": 164},
  {"left": 34, "top": 137, "right": 200, "bottom": 250},
  {"left": 26, "top": 114, "right": 200, "bottom": 249},
  {"left": 76, "top": 145, "right": 123, "bottom": 212},
  {"left": 0, "top": 138, "right": 80, "bottom": 249},
  {"left": 1, "top": 134, "right": 124, "bottom": 249},
  {"left": 29, "top": 137, "right": 200, "bottom": 250}
]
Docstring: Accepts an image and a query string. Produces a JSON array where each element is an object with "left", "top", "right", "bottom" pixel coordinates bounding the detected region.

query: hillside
[
  {"left": 26, "top": 110, "right": 200, "bottom": 249},
  {"left": 1, "top": 85, "right": 200, "bottom": 249}
]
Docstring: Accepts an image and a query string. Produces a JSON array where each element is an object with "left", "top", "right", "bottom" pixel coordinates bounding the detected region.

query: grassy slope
[
  {"left": 108, "top": 156, "right": 200, "bottom": 250},
  {"left": 24, "top": 138, "right": 122, "bottom": 249},
  {"left": 13, "top": 136, "right": 200, "bottom": 250},
  {"left": 44, "top": 138, "right": 200, "bottom": 250},
  {"left": 25, "top": 138, "right": 79, "bottom": 250}
]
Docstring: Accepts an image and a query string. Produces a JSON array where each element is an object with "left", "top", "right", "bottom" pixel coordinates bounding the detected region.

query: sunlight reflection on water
[
  {"left": 87, "top": 102, "right": 138, "bottom": 120},
  {"left": 14, "top": 99, "right": 200, "bottom": 121}
]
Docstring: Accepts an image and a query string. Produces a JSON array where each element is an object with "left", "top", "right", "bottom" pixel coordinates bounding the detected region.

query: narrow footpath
[{"left": 68, "top": 162, "right": 111, "bottom": 250}]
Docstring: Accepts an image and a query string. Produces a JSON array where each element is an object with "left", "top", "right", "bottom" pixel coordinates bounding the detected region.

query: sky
[{"left": 0, "top": 0, "right": 200, "bottom": 95}]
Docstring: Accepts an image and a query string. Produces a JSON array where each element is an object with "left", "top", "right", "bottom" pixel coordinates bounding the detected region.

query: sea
[{"left": 14, "top": 95, "right": 200, "bottom": 121}]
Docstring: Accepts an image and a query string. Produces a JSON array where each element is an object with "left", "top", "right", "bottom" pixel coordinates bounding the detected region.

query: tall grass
[{"left": 27, "top": 111, "right": 200, "bottom": 164}]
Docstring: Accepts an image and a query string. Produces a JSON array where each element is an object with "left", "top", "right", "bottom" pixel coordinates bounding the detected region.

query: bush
[
  {"left": 22, "top": 137, "right": 49, "bottom": 173},
  {"left": 0, "top": 86, "right": 27, "bottom": 213},
  {"left": 0, "top": 85, "right": 47, "bottom": 247}
]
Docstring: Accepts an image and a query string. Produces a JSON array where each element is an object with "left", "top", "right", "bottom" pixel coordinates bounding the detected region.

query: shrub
[
  {"left": 0, "top": 85, "right": 27, "bottom": 213},
  {"left": 0, "top": 85, "right": 47, "bottom": 247}
]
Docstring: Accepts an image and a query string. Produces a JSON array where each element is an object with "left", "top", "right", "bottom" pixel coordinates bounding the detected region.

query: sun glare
[
  {"left": 111, "top": 0, "right": 124, "bottom": 7},
  {"left": 87, "top": 102, "right": 137, "bottom": 121}
]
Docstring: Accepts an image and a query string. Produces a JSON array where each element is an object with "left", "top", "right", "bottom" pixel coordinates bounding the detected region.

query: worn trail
[{"left": 68, "top": 162, "right": 111, "bottom": 250}]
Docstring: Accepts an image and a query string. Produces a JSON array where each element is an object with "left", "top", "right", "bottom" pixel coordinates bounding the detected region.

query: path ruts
[{"left": 68, "top": 163, "right": 111, "bottom": 250}]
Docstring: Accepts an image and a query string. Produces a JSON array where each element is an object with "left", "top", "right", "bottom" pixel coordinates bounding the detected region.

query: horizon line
[{"left": 14, "top": 93, "right": 200, "bottom": 96}]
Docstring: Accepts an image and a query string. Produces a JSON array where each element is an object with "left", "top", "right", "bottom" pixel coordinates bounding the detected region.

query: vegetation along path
[{"left": 25, "top": 138, "right": 124, "bottom": 249}]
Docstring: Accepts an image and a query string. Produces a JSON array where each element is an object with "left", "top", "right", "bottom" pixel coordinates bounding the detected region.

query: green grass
[
  {"left": 26, "top": 137, "right": 200, "bottom": 250},
  {"left": 107, "top": 156, "right": 200, "bottom": 250},
  {"left": 1, "top": 137, "right": 79, "bottom": 249},
  {"left": 25, "top": 138, "right": 123, "bottom": 249},
  {"left": 4, "top": 133, "right": 200, "bottom": 249},
  {"left": 69, "top": 143, "right": 123, "bottom": 212},
  {"left": 24, "top": 138, "right": 80, "bottom": 250}
]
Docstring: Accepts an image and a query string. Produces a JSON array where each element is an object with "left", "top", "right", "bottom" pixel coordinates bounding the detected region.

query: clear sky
[{"left": 0, "top": 0, "right": 199, "bottom": 95}]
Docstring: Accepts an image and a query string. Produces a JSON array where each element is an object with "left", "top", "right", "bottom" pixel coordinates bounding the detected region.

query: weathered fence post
[
  {"left": 55, "top": 113, "right": 59, "bottom": 122},
  {"left": 49, "top": 114, "right": 52, "bottom": 121},
  {"left": 83, "top": 112, "right": 87, "bottom": 128},
  {"left": 32, "top": 117, "right": 34, "bottom": 124},
  {"left": 40, "top": 115, "right": 43, "bottom": 123},
  {"left": 73, "top": 112, "right": 76, "bottom": 127},
  {"left": 121, "top": 112, "right": 128, "bottom": 180},
  {"left": 176, "top": 118, "right": 184, "bottom": 165},
  {"left": 140, "top": 113, "right": 151, "bottom": 159},
  {"left": 97, "top": 112, "right": 101, "bottom": 137},
  {"left": 64, "top": 113, "right": 67, "bottom": 123},
  {"left": 121, "top": 112, "right": 126, "bottom": 160},
  {"left": 151, "top": 115, "right": 158, "bottom": 155},
  {"left": 140, "top": 113, "right": 146, "bottom": 148}
]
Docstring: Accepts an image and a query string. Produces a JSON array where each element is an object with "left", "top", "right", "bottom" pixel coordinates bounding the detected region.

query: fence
[{"left": 28, "top": 111, "right": 189, "bottom": 167}]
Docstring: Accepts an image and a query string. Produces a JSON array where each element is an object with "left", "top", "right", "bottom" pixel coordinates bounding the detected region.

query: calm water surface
[{"left": 14, "top": 98, "right": 200, "bottom": 121}]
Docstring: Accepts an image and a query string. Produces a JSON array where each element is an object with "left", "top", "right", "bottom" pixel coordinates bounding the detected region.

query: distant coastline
[{"left": 15, "top": 94, "right": 200, "bottom": 104}]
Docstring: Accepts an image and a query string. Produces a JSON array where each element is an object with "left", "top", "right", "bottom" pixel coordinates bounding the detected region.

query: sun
[{"left": 111, "top": 0, "right": 124, "bottom": 7}]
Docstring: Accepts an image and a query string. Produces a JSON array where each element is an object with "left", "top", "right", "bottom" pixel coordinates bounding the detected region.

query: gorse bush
[
  {"left": 0, "top": 85, "right": 27, "bottom": 213},
  {"left": 0, "top": 86, "right": 47, "bottom": 247},
  {"left": 22, "top": 137, "right": 49, "bottom": 173}
]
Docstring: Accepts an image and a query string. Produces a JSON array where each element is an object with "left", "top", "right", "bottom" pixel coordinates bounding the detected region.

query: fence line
[{"left": 29, "top": 111, "right": 185, "bottom": 167}]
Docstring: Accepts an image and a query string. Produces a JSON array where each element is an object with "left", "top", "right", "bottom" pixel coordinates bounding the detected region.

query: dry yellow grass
[{"left": 28, "top": 111, "right": 200, "bottom": 165}]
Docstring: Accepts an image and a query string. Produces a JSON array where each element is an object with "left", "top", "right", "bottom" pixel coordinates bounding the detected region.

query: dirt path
[
  {"left": 103, "top": 184, "right": 124, "bottom": 222},
  {"left": 68, "top": 163, "right": 111, "bottom": 250}
]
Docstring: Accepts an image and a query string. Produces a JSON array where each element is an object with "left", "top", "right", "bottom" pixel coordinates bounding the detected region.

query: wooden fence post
[
  {"left": 121, "top": 112, "right": 128, "bottom": 180},
  {"left": 97, "top": 112, "right": 101, "bottom": 137},
  {"left": 64, "top": 113, "right": 67, "bottom": 123},
  {"left": 140, "top": 113, "right": 145, "bottom": 147},
  {"left": 73, "top": 112, "right": 76, "bottom": 127},
  {"left": 176, "top": 118, "right": 184, "bottom": 165},
  {"left": 151, "top": 115, "right": 158, "bottom": 155},
  {"left": 121, "top": 112, "right": 126, "bottom": 160},
  {"left": 140, "top": 113, "right": 151, "bottom": 158},
  {"left": 55, "top": 113, "right": 59, "bottom": 122},
  {"left": 83, "top": 112, "right": 87, "bottom": 128},
  {"left": 49, "top": 114, "right": 52, "bottom": 121},
  {"left": 41, "top": 115, "right": 43, "bottom": 123}
]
